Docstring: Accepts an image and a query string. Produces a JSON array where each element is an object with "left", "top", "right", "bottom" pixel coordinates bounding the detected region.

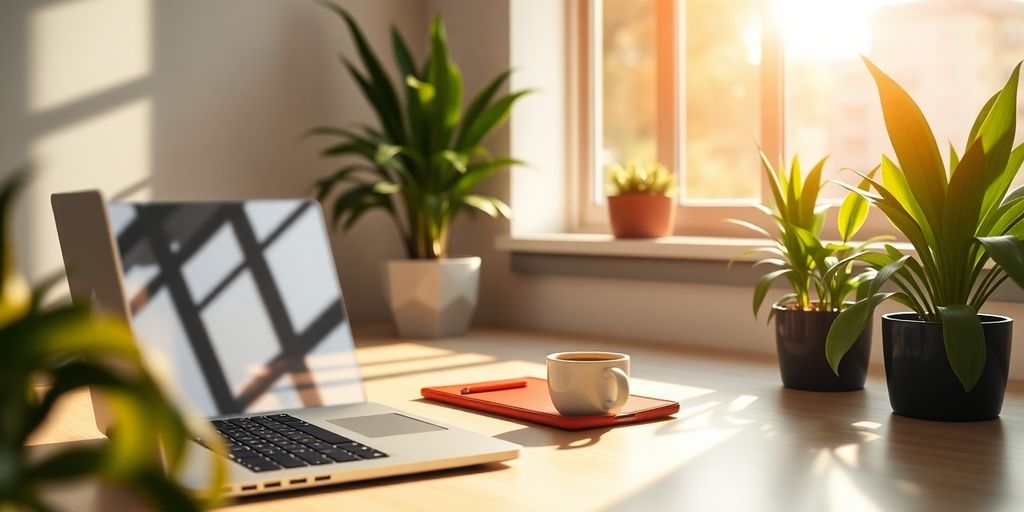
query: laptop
[{"left": 50, "top": 191, "right": 520, "bottom": 497}]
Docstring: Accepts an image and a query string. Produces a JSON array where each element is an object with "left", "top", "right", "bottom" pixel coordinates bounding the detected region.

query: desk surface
[{"left": 29, "top": 327, "right": 1024, "bottom": 511}]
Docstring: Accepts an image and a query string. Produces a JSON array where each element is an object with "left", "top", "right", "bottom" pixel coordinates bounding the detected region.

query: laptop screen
[{"left": 107, "top": 200, "right": 365, "bottom": 416}]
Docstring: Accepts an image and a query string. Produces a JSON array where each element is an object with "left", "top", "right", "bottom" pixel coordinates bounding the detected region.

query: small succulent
[{"left": 605, "top": 160, "right": 677, "bottom": 196}]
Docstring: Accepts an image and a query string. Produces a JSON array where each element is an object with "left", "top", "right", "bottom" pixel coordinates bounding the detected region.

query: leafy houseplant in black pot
[
  {"left": 826, "top": 59, "right": 1024, "bottom": 421},
  {"left": 309, "top": 3, "right": 529, "bottom": 338},
  {"left": 0, "top": 172, "right": 224, "bottom": 511},
  {"left": 735, "top": 154, "right": 882, "bottom": 391}
]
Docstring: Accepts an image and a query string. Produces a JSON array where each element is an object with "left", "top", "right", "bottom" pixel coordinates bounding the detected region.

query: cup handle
[{"left": 602, "top": 367, "right": 630, "bottom": 412}]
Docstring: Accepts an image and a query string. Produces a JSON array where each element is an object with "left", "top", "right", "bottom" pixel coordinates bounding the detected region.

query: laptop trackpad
[{"left": 328, "top": 414, "right": 447, "bottom": 438}]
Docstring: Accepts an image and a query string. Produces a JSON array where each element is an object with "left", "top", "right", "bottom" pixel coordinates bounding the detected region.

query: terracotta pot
[{"left": 607, "top": 194, "right": 675, "bottom": 238}]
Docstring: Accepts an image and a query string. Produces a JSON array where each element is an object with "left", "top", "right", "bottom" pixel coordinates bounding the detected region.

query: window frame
[{"left": 570, "top": 0, "right": 894, "bottom": 240}]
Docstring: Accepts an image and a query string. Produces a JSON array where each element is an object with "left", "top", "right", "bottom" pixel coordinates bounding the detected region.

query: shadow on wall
[{"left": 0, "top": 0, "right": 421, "bottom": 321}]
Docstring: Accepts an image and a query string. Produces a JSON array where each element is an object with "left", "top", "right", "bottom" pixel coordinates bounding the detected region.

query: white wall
[{"left": 0, "top": 0, "right": 422, "bottom": 321}]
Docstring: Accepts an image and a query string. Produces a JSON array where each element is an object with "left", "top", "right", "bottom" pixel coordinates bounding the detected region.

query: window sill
[
  {"left": 497, "top": 233, "right": 919, "bottom": 262},
  {"left": 497, "top": 233, "right": 776, "bottom": 262}
]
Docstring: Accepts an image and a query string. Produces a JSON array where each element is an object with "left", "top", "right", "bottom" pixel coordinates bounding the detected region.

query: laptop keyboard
[{"left": 205, "top": 413, "right": 388, "bottom": 472}]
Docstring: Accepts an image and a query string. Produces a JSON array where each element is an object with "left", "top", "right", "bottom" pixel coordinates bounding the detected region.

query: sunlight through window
[{"left": 30, "top": 0, "right": 151, "bottom": 112}]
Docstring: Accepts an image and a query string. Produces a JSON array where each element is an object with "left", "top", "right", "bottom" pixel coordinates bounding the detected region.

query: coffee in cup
[{"left": 547, "top": 351, "right": 630, "bottom": 416}]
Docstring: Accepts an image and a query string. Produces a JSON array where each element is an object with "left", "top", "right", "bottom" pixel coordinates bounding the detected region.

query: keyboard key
[
  {"left": 275, "top": 414, "right": 303, "bottom": 423},
  {"left": 368, "top": 451, "right": 388, "bottom": 459},
  {"left": 294, "top": 451, "right": 334, "bottom": 465},
  {"left": 243, "top": 460, "right": 282, "bottom": 472},
  {"left": 305, "top": 441, "right": 332, "bottom": 451},
  {"left": 337, "top": 442, "right": 373, "bottom": 454},
  {"left": 321, "top": 449, "right": 361, "bottom": 462},
  {"left": 266, "top": 453, "right": 308, "bottom": 469},
  {"left": 292, "top": 423, "right": 352, "bottom": 445},
  {"left": 229, "top": 446, "right": 256, "bottom": 456}
]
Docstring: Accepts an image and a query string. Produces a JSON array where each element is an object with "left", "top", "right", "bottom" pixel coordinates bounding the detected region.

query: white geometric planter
[{"left": 382, "top": 256, "right": 481, "bottom": 339}]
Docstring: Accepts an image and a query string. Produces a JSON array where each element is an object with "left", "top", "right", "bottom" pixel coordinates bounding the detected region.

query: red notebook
[{"left": 421, "top": 376, "right": 679, "bottom": 431}]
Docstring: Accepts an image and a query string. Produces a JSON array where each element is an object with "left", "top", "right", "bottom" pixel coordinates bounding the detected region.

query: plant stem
[{"left": 973, "top": 271, "right": 1008, "bottom": 309}]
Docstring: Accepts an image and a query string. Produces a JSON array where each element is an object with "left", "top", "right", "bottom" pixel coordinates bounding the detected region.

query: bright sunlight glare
[{"left": 744, "top": 0, "right": 898, "bottom": 64}]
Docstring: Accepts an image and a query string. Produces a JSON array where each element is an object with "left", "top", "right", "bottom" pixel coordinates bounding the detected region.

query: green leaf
[
  {"left": 135, "top": 468, "right": 206, "bottom": 512},
  {"left": 457, "top": 70, "right": 512, "bottom": 147},
  {"left": 2, "top": 169, "right": 31, "bottom": 327},
  {"left": 977, "top": 63, "right": 1021, "bottom": 217},
  {"left": 406, "top": 76, "right": 436, "bottom": 103},
  {"left": 938, "top": 305, "right": 987, "bottom": 391},
  {"left": 441, "top": 150, "right": 469, "bottom": 173},
  {"left": 753, "top": 268, "right": 793, "bottom": 319},
  {"left": 450, "top": 158, "right": 523, "bottom": 196},
  {"left": 837, "top": 176, "right": 871, "bottom": 242},
  {"left": 799, "top": 157, "right": 826, "bottom": 228},
  {"left": 942, "top": 139, "right": 987, "bottom": 264},
  {"left": 314, "top": 164, "right": 374, "bottom": 201},
  {"left": 457, "top": 90, "right": 532, "bottom": 151},
  {"left": 330, "top": 183, "right": 378, "bottom": 229},
  {"left": 26, "top": 446, "right": 106, "bottom": 481},
  {"left": 372, "top": 181, "right": 401, "bottom": 194},
  {"left": 863, "top": 56, "right": 946, "bottom": 231},
  {"left": 320, "top": 1, "right": 405, "bottom": 143},
  {"left": 462, "top": 194, "right": 511, "bottom": 219},
  {"left": 786, "top": 155, "right": 802, "bottom": 225},
  {"left": 978, "top": 235, "right": 1024, "bottom": 289},
  {"left": 826, "top": 292, "right": 897, "bottom": 374},
  {"left": 752, "top": 258, "right": 786, "bottom": 268},
  {"left": 4, "top": 307, "right": 138, "bottom": 365},
  {"left": 724, "top": 218, "right": 771, "bottom": 238},
  {"left": 322, "top": 139, "right": 375, "bottom": 159},
  {"left": 374, "top": 143, "right": 402, "bottom": 165},
  {"left": 759, "top": 150, "right": 787, "bottom": 214},
  {"left": 968, "top": 92, "right": 999, "bottom": 145}
]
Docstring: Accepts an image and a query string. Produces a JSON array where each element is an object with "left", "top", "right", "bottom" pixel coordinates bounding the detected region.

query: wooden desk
[{"left": 29, "top": 327, "right": 1024, "bottom": 511}]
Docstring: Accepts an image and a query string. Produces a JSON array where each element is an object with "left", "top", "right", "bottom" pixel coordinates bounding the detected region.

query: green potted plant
[
  {"left": 734, "top": 153, "right": 882, "bottom": 391},
  {"left": 0, "top": 172, "right": 224, "bottom": 510},
  {"left": 309, "top": 3, "right": 529, "bottom": 339},
  {"left": 605, "top": 160, "right": 677, "bottom": 238},
  {"left": 826, "top": 58, "right": 1024, "bottom": 421}
]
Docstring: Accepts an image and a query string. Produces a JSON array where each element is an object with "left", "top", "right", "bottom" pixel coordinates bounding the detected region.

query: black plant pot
[
  {"left": 774, "top": 306, "right": 871, "bottom": 391},
  {"left": 882, "top": 312, "right": 1012, "bottom": 421}
]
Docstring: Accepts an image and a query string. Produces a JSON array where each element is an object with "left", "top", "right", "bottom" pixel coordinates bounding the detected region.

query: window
[{"left": 576, "top": 0, "right": 1024, "bottom": 237}]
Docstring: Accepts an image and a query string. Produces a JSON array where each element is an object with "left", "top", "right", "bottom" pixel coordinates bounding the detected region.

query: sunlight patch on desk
[
  {"left": 852, "top": 420, "right": 882, "bottom": 430},
  {"left": 833, "top": 443, "right": 860, "bottom": 467},
  {"left": 858, "top": 431, "right": 881, "bottom": 442},
  {"left": 357, "top": 352, "right": 496, "bottom": 380},
  {"left": 614, "top": 417, "right": 746, "bottom": 507},
  {"left": 356, "top": 343, "right": 457, "bottom": 366},
  {"left": 828, "top": 460, "right": 883, "bottom": 512},
  {"left": 728, "top": 394, "right": 758, "bottom": 412}
]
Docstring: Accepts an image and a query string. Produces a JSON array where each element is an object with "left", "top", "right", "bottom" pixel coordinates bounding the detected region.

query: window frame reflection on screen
[{"left": 108, "top": 200, "right": 365, "bottom": 416}]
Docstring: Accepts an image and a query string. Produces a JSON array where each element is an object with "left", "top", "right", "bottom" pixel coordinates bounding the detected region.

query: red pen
[{"left": 460, "top": 380, "right": 528, "bottom": 395}]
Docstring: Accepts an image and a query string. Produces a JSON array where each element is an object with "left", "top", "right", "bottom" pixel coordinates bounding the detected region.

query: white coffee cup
[{"left": 547, "top": 351, "right": 631, "bottom": 416}]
